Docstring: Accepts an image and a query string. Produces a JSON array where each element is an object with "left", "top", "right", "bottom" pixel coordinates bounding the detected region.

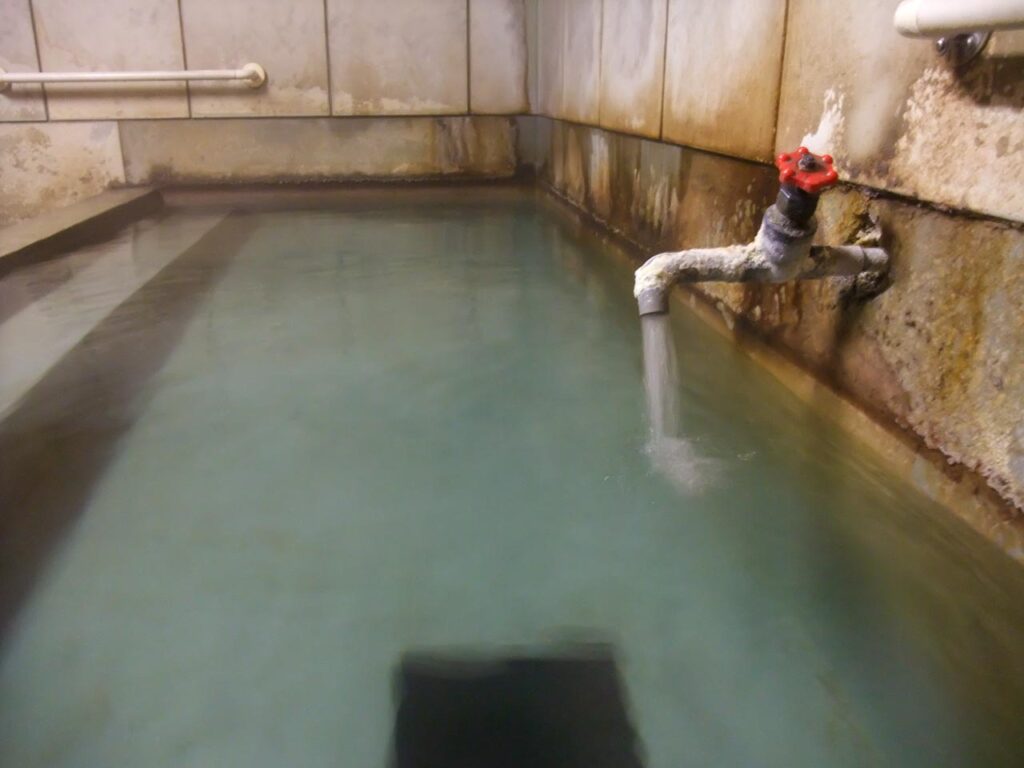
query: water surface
[{"left": 2, "top": 188, "right": 1023, "bottom": 767}]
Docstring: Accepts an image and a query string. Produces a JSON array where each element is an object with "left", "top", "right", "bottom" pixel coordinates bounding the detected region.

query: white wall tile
[
  {"left": 180, "top": 0, "right": 329, "bottom": 117},
  {"left": 32, "top": 0, "right": 188, "bottom": 120},
  {"left": 561, "top": 0, "right": 601, "bottom": 124},
  {"left": 327, "top": 0, "right": 468, "bottom": 116},
  {"left": 599, "top": 0, "right": 666, "bottom": 138},
  {"left": 536, "top": 0, "right": 564, "bottom": 117},
  {"left": 661, "top": 0, "right": 786, "bottom": 160},
  {"left": 470, "top": 0, "right": 528, "bottom": 114}
]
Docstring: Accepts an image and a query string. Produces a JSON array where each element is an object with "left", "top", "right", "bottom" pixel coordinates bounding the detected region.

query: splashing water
[{"left": 640, "top": 313, "right": 717, "bottom": 493}]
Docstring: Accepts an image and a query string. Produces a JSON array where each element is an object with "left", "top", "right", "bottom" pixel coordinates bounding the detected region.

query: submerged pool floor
[{"left": 2, "top": 188, "right": 1023, "bottom": 767}]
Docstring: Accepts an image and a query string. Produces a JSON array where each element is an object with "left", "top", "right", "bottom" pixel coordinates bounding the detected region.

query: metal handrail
[
  {"left": 0, "top": 62, "right": 266, "bottom": 91},
  {"left": 894, "top": 0, "right": 1024, "bottom": 36}
]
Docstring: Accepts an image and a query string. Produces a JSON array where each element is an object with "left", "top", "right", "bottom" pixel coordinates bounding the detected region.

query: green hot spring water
[{"left": 1, "top": 187, "right": 1023, "bottom": 767}]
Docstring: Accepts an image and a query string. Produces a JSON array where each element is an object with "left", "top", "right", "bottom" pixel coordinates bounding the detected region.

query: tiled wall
[
  {"left": 0, "top": 0, "right": 528, "bottom": 223},
  {"left": 533, "top": 0, "right": 1024, "bottom": 225}
]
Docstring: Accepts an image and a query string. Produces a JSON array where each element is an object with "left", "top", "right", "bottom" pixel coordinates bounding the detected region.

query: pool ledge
[{"left": 0, "top": 187, "right": 163, "bottom": 277}]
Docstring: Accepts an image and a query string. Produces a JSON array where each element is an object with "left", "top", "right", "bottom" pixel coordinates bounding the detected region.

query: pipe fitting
[
  {"left": 756, "top": 206, "right": 816, "bottom": 279},
  {"left": 632, "top": 146, "right": 890, "bottom": 317},
  {"left": 636, "top": 288, "right": 669, "bottom": 316}
]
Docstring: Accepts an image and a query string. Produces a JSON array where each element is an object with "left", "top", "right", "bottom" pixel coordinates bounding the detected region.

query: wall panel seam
[
  {"left": 770, "top": 0, "right": 791, "bottom": 154},
  {"left": 596, "top": 0, "right": 604, "bottom": 125},
  {"left": 466, "top": 0, "right": 472, "bottom": 113},
  {"left": 175, "top": 0, "right": 193, "bottom": 118},
  {"left": 26, "top": 0, "right": 50, "bottom": 121},
  {"left": 658, "top": 0, "right": 670, "bottom": 140},
  {"left": 116, "top": 119, "right": 129, "bottom": 183},
  {"left": 323, "top": 0, "right": 334, "bottom": 115}
]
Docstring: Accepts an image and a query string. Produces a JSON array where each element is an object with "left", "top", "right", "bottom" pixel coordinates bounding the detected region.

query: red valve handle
[{"left": 775, "top": 147, "right": 839, "bottom": 195}]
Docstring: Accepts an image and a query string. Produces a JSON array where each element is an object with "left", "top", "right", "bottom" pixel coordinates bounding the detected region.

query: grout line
[
  {"left": 548, "top": 113, "right": 773, "bottom": 164},
  {"left": 657, "top": 0, "right": 670, "bottom": 141},
  {"left": 322, "top": 0, "right": 334, "bottom": 116},
  {"left": 770, "top": 0, "right": 791, "bottom": 155},
  {"left": 595, "top": 0, "right": 604, "bottom": 127},
  {"left": 521, "top": 0, "right": 531, "bottom": 113},
  {"left": 466, "top": 0, "right": 473, "bottom": 113},
  {"left": 115, "top": 120, "right": 128, "bottom": 182},
  {"left": 559, "top": 0, "right": 567, "bottom": 117},
  {"left": 175, "top": 0, "right": 192, "bottom": 118},
  {"left": 536, "top": 0, "right": 544, "bottom": 112},
  {"left": 26, "top": 0, "right": 49, "bottom": 121}
]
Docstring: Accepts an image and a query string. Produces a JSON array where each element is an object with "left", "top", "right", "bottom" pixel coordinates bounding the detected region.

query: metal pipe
[
  {"left": 894, "top": 0, "right": 1024, "bottom": 36},
  {"left": 633, "top": 243, "right": 890, "bottom": 317},
  {"left": 0, "top": 62, "right": 266, "bottom": 91}
]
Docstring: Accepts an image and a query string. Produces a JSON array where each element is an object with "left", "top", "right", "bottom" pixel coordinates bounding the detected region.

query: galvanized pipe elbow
[{"left": 632, "top": 238, "right": 890, "bottom": 317}]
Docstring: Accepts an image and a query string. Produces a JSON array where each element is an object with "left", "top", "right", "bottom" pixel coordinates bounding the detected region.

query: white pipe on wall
[
  {"left": 0, "top": 63, "right": 266, "bottom": 91},
  {"left": 895, "top": 0, "right": 1024, "bottom": 36}
]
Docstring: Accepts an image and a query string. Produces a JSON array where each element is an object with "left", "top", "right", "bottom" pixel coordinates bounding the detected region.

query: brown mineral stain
[{"left": 537, "top": 115, "right": 1024, "bottom": 519}]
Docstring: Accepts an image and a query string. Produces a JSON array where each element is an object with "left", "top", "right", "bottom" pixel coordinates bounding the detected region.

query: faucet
[{"left": 634, "top": 147, "right": 890, "bottom": 315}]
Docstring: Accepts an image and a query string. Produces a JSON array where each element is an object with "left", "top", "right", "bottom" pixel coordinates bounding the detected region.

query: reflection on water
[{"left": 1, "top": 188, "right": 1023, "bottom": 767}]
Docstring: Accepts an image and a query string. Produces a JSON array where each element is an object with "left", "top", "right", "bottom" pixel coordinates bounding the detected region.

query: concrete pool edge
[
  {"left": 533, "top": 183, "right": 1024, "bottom": 562},
  {"left": 0, "top": 187, "right": 163, "bottom": 276}
]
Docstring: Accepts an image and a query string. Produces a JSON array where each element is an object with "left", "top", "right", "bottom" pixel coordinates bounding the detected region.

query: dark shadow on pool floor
[
  {"left": 390, "top": 643, "right": 646, "bottom": 768},
  {"left": 0, "top": 215, "right": 252, "bottom": 636}
]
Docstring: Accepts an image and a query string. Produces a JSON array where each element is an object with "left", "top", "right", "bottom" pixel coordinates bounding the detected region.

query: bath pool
[{"left": 1, "top": 186, "right": 1023, "bottom": 766}]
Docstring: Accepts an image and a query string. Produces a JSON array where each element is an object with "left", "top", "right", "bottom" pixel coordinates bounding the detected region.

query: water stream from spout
[
  {"left": 640, "top": 313, "right": 715, "bottom": 493},
  {"left": 640, "top": 314, "right": 681, "bottom": 440}
]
